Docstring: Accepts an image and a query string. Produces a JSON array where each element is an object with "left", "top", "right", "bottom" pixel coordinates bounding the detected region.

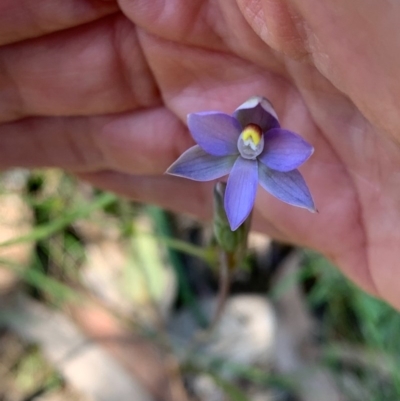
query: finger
[
  {"left": 77, "top": 161, "right": 378, "bottom": 301},
  {"left": 137, "top": 30, "right": 293, "bottom": 120},
  {"left": 79, "top": 168, "right": 295, "bottom": 246},
  {"left": 118, "top": 0, "right": 224, "bottom": 49},
  {"left": 239, "top": 0, "right": 400, "bottom": 141},
  {"left": 236, "top": 0, "right": 310, "bottom": 60},
  {"left": 0, "top": 107, "right": 192, "bottom": 173},
  {"left": 120, "top": 0, "right": 283, "bottom": 71},
  {"left": 0, "top": 0, "right": 118, "bottom": 45},
  {"left": 76, "top": 169, "right": 295, "bottom": 248},
  {"left": 78, "top": 170, "right": 215, "bottom": 221},
  {"left": 0, "top": 13, "right": 158, "bottom": 123}
]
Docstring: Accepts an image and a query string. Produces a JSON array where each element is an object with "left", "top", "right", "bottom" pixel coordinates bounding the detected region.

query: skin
[{"left": 2, "top": 0, "right": 400, "bottom": 307}]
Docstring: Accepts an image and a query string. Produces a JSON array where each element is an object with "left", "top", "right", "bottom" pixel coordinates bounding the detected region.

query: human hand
[{"left": 2, "top": 0, "right": 400, "bottom": 308}]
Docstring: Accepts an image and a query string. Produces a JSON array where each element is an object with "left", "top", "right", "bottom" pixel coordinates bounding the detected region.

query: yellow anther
[{"left": 241, "top": 124, "right": 262, "bottom": 146}]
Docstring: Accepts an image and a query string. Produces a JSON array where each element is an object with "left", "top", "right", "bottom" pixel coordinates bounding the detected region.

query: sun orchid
[{"left": 166, "top": 96, "right": 315, "bottom": 231}]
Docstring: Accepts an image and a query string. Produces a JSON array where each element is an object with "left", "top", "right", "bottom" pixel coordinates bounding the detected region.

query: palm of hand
[{"left": 3, "top": 0, "right": 400, "bottom": 307}]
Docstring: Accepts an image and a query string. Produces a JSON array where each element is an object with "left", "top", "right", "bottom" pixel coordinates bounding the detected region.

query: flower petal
[
  {"left": 188, "top": 112, "right": 241, "bottom": 156},
  {"left": 224, "top": 157, "right": 258, "bottom": 231},
  {"left": 166, "top": 145, "right": 236, "bottom": 181},
  {"left": 259, "top": 128, "right": 314, "bottom": 172},
  {"left": 258, "top": 163, "right": 315, "bottom": 211},
  {"left": 233, "top": 96, "right": 280, "bottom": 131}
]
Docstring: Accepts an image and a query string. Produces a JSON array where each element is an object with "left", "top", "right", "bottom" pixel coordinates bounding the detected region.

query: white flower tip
[
  {"left": 236, "top": 96, "right": 279, "bottom": 122},
  {"left": 236, "top": 96, "right": 262, "bottom": 110},
  {"left": 165, "top": 169, "right": 179, "bottom": 177},
  {"left": 308, "top": 205, "right": 318, "bottom": 213},
  {"left": 165, "top": 163, "right": 183, "bottom": 177}
]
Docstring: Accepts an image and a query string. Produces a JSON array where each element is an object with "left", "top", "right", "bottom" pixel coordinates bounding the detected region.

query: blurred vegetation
[{"left": 0, "top": 169, "right": 399, "bottom": 401}]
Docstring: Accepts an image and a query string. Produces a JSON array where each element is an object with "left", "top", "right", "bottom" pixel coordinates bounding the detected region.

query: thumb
[{"left": 237, "top": 0, "right": 400, "bottom": 140}]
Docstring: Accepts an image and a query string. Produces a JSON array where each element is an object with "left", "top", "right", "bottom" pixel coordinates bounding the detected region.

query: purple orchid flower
[{"left": 166, "top": 96, "right": 315, "bottom": 231}]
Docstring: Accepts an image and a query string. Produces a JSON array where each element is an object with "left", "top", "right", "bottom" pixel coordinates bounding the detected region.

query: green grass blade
[{"left": 0, "top": 192, "right": 117, "bottom": 248}]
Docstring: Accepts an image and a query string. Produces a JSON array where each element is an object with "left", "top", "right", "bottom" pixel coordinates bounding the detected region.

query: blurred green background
[{"left": 0, "top": 169, "right": 399, "bottom": 401}]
